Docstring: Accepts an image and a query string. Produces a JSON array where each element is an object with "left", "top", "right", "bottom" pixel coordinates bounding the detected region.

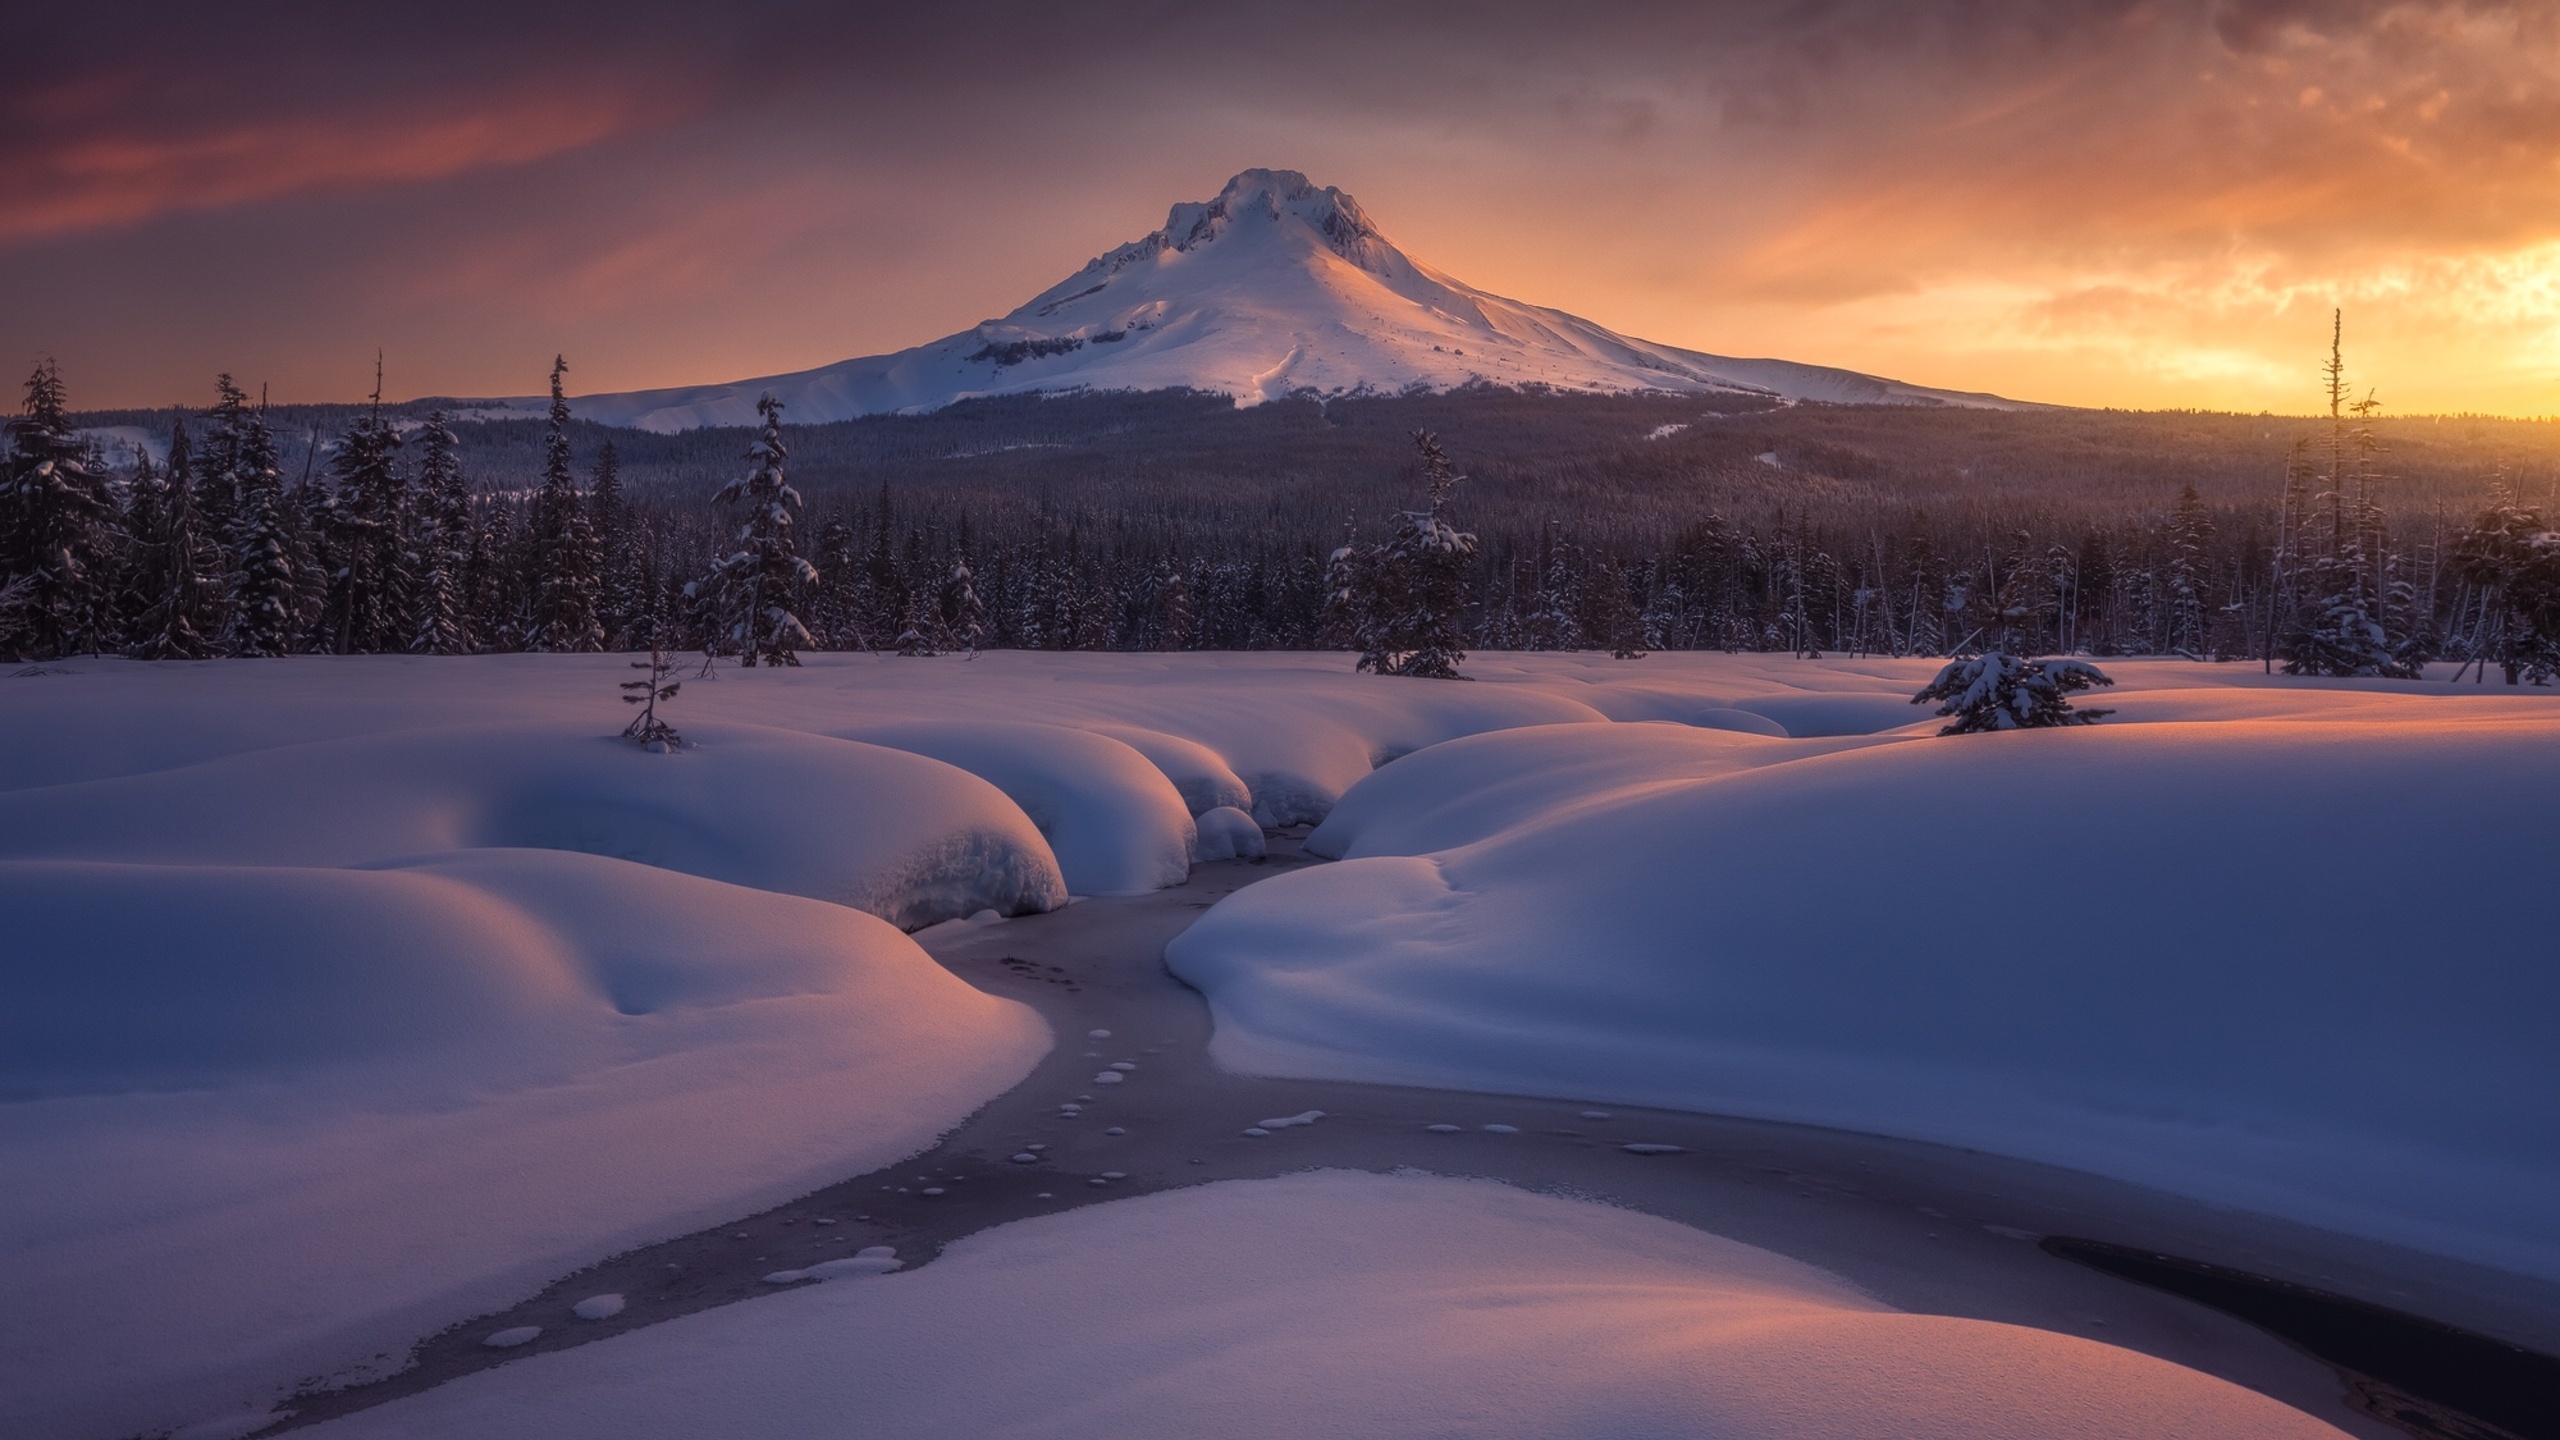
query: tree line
[{"left": 4, "top": 326, "right": 2555, "bottom": 681}]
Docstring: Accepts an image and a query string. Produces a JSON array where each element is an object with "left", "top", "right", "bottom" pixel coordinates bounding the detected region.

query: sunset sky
[{"left": 7, "top": 0, "right": 2558, "bottom": 416}]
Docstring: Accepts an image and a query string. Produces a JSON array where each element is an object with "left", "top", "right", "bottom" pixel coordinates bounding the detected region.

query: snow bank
[
  {"left": 0, "top": 722, "right": 1065, "bottom": 929},
  {"left": 1306, "top": 721, "right": 1875, "bottom": 859},
  {"left": 1087, "top": 723, "right": 1253, "bottom": 814},
  {"left": 299, "top": 1171, "right": 2345, "bottom": 1440},
  {"left": 844, "top": 721, "right": 1195, "bottom": 895},
  {"left": 0, "top": 849, "right": 1047, "bottom": 1440},
  {"left": 1174, "top": 719, "right": 2560, "bottom": 1278}
]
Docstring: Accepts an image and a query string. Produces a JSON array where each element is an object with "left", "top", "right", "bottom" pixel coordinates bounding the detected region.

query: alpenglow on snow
[{"left": 561, "top": 169, "right": 2026, "bottom": 431}]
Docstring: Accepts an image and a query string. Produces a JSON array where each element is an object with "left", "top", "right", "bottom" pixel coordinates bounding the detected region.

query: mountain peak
[
  {"left": 563, "top": 169, "right": 2034, "bottom": 430},
  {"left": 1065, "top": 168, "right": 1400, "bottom": 295}
]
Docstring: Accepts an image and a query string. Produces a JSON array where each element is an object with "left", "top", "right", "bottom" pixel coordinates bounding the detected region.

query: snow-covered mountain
[{"left": 567, "top": 168, "right": 2026, "bottom": 432}]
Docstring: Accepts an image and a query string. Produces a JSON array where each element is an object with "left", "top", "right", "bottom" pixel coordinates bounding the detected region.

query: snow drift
[
  {"left": 843, "top": 721, "right": 1194, "bottom": 896},
  {"left": 0, "top": 848, "right": 1047, "bottom": 1440},
  {"left": 1173, "top": 718, "right": 2560, "bottom": 1279},
  {"left": 559, "top": 169, "right": 2027, "bottom": 431},
  {"left": 0, "top": 721, "right": 1067, "bottom": 929},
  {"left": 296, "top": 1172, "right": 2346, "bottom": 1440}
]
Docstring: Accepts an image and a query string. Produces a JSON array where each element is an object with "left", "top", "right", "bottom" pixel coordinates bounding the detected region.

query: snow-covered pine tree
[
  {"left": 130, "top": 416, "right": 225, "bottom": 659},
  {"left": 1519, "top": 523, "right": 1587, "bottom": 651},
  {"left": 696, "top": 392, "right": 816, "bottom": 666},
  {"left": 526, "top": 357, "right": 605, "bottom": 652},
  {"left": 316, "top": 363, "right": 409, "bottom": 654},
  {"left": 943, "top": 554, "right": 988, "bottom": 654},
  {"left": 222, "top": 403, "right": 301, "bottom": 658},
  {"left": 197, "top": 375, "right": 251, "bottom": 541},
  {"left": 408, "top": 411, "right": 474, "bottom": 654},
  {"left": 2163, "top": 483, "right": 2213, "bottom": 658},
  {"left": 1911, "top": 653, "right": 2115, "bottom": 734},
  {"left": 2280, "top": 329, "right": 2419, "bottom": 677},
  {"left": 589, "top": 439, "right": 641, "bottom": 648},
  {"left": 2450, "top": 486, "right": 2560, "bottom": 684},
  {"left": 1346, "top": 429, "right": 1476, "bottom": 677},
  {"left": 0, "top": 361, "right": 123, "bottom": 659}
]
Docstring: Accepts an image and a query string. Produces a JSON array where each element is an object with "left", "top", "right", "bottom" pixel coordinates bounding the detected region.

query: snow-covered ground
[
  {"left": 296, "top": 1171, "right": 2349, "bottom": 1440},
  {"left": 2, "top": 649, "right": 2549, "bottom": 1436}
]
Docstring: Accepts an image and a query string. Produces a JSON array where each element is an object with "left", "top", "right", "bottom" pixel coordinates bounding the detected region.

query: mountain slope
[{"left": 570, "top": 169, "right": 2030, "bottom": 432}]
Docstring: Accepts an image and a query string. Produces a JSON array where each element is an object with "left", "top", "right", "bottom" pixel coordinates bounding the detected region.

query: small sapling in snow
[
  {"left": 621, "top": 644, "right": 684, "bottom": 750},
  {"left": 1912, "top": 653, "right": 2114, "bottom": 734}
]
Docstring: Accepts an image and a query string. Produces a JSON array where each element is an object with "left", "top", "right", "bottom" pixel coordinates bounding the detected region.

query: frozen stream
[{"left": 259, "top": 837, "right": 2559, "bottom": 1439}]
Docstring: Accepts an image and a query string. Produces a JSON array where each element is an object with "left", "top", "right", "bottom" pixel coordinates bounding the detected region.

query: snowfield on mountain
[{"left": 557, "top": 169, "right": 2027, "bottom": 430}]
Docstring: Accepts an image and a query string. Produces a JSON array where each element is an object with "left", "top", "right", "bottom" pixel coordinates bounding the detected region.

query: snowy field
[
  {"left": 2, "top": 649, "right": 2552, "bottom": 1437},
  {"left": 296, "top": 1171, "right": 2350, "bottom": 1440}
]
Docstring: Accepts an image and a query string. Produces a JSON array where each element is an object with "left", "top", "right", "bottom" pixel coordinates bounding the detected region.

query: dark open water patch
[{"left": 2044, "top": 1236, "right": 2560, "bottom": 1440}]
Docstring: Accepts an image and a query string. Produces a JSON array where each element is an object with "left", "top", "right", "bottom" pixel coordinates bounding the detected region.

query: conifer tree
[
  {"left": 130, "top": 416, "right": 225, "bottom": 659},
  {"left": 526, "top": 357, "right": 605, "bottom": 651},
  {"left": 943, "top": 554, "right": 988, "bottom": 653},
  {"left": 222, "top": 403, "right": 300, "bottom": 657},
  {"left": 1336, "top": 430, "right": 1475, "bottom": 678},
  {"left": 408, "top": 411, "right": 474, "bottom": 654},
  {"left": 1912, "top": 653, "right": 2115, "bottom": 733},
  {"left": 695, "top": 393, "right": 816, "bottom": 666},
  {"left": 590, "top": 439, "right": 641, "bottom": 647},
  {"left": 0, "top": 361, "right": 121, "bottom": 659},
  {"left": 317, "top": 361, "right": 409, "bottom": 653},
  {"left": 2163, "top": 483, "right": 2213, "bottom": 657}
]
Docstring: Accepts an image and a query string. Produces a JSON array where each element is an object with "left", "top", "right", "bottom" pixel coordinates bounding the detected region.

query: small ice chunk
[
  {"left": 1088, "top": 1029, "right": 1111, "bottom": 1039},
  {"left": 813, "top": 1218, "right": 837, "bottom": 1226},
  {"left": 1093, "top": 1072, "right": 1124, "bottom": 1084},
  {"left": 1242, "top": 1127, "right": 1271, "bottom": 1137},
  {"left": 967, "top": 908, "right": 1004, "bottom": 925},
  {"left": 762, "top": 1269, "right": 808, "bottom": 1285},
  {"left": 1257, "top": 1110, "right": 1324, "bottom": 1129},
  {"left": 856, "top": 1245, "right": 896, "bottom": 1259},
  {"left": 1036, "top": 1191, "right": 1054, "bottom": 1199},
  {"left": 921, "top": 1187, "right": 945, "bottom": 1196},
  {"left": 1580, "top": 1111, "right": 1613, "bottom": 1120},
  {"left": 1482, "top": 1124, "right": 1519, "bottom": 1134},
  {"left": 1088, "top": 1178, "right": 1109, "bottom": 1186},
  {"left": 1622, "top": 1143, "right": 1687, "bottom": 1155},
  {"left": 1101, "top": 1171, "right": 1127, "bottom": 1180},
  {"left": 1104, "top": 1126, "right": 1126, "bottom": 1136},
  {"left": 482, "top": 1326, "right": 542, "bottom": 1348},
  {"left": 1109, "top": 1062, "right": 1137, "bottom": 1072},
  {"left": 1027, "top": 1143, "right": 1047, "bottom": 1151},
  {"left": 805, "top": 1252, "right": 901, "bottom": 1279},
  {"left": 571, "top": 1294, "right": 625, "bottom": 1321},
  {"left": 1425, "top": 1123, "right": 1462, "bottom": 1133},
  {"left": 1011, "top": 1153, "right": 1041, "bottom": 1163}
]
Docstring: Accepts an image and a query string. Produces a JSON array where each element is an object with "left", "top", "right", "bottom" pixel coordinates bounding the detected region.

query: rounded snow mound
[
  {"left": 0, "top": 848, "right": 1048, "bottom": 1439},
  {"left": 1175, "top": 720, "right": 2560, "bottom": 1279},
  {"left": 1307, "top": 720, "right": 1877, "bottom": 859},
  {"left": 1088, "top": 723, "right": 1254, "bottom": 816},
  {"left": 0, "top": 722, "right": 1066, "bottom": 930},
  {"left": 845, "top": 721, "right": 1196, "bottom": 896},
  {"left": 294, "top": 1171, "right": 2349, "bottom": 1440}
]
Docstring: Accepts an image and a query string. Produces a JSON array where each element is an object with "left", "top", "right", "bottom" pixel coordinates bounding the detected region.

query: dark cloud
[{"left": 3, "top": 1, "right": 2554, "bottom": 411}]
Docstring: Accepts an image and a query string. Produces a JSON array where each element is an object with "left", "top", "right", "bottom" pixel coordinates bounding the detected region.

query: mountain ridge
[{"left": 559, "top": 168, "right": 2036, "bottom": 432}]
